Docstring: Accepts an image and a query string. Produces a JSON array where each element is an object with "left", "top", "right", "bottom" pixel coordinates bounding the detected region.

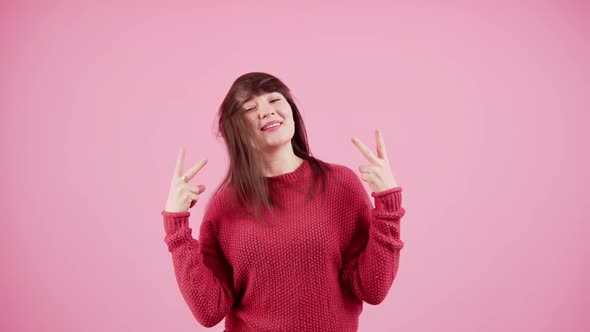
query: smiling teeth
[{"left": 264, "top": 123, "right": 281, "bottom": 130}]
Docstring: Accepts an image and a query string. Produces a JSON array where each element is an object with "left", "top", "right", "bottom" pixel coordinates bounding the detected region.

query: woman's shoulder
[
  {"left": 314, "top": 158, "right": 361, "bottom": 189},
  {"left": 202, "top": 183, "right": 235, "bottom": 218},
  {"left": 315, "top": 158, "right": 355, "bottom": 177}
]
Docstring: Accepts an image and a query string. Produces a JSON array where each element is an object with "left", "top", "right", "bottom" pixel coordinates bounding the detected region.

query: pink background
[{"left": 1, "top": 1, "right": 588, "bottom": 331}]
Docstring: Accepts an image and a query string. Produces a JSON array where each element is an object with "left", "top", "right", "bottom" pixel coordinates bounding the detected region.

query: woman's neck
[{"left": 263, "top": 144, "right": 303, "bottom": 177}]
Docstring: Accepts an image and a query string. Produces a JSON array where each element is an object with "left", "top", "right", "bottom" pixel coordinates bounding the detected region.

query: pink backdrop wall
[{"left": 1, "top": 1, "right": 588, "bottom": 331}]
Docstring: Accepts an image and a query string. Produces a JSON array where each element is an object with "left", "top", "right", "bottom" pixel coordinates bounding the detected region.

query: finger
[
  {"left": 188, "top": 193, "right": 199, "bottom": 208},
  {"left": 359, "top": 172, "right": 373, "bottom": 182},
  {"left": 185, "top": 192, "right": 199, "bottom": 207},
  {"left": 358, "top": 164, "right": 377, "bottom": 174},
  {"left": 183, "top": 183, "right": 200, "bottom": 194},
  {"left": 183, "top": 183, "right": 206, "bottom": 195},
  {"left": 182, "top": 159, "right": 208, "bottom": 182},
  {"left": 187, "top": 192, "right": 199, "bottom": 201},
  {"left": 351, "top": 136, "right": 379, "bottom": 163},
  {"left": 174, "top": 147, "right": 185, "bottom": 177},
  {"left": 197, "top": 184, "right": 206, "bottom": 194},
  {"left": 375, "top": 128, "right": 388, "bottom": 161}
]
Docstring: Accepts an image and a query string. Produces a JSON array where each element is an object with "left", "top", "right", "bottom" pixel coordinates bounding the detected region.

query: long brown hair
[{"left": 208, "top": 72, "right": 331, "bottom": 224}]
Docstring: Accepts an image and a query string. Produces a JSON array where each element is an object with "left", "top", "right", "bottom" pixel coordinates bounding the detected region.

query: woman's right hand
[{"left": 164, "top": 147, "right": 208, "bottom": 213}]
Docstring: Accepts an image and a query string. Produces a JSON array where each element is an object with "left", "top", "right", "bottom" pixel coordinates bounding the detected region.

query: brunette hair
[{"left": 208, "top": 72, "right": 331, "bottom": 224}]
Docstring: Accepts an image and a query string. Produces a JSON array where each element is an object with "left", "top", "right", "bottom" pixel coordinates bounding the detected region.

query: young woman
[{"left": 161, "top": 72, "right": 406, "bottom": 331}]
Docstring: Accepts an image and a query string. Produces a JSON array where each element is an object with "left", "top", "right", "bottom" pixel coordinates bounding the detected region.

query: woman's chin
[{"left": 259, "top": 139, "right": 291, "bottom": 150}]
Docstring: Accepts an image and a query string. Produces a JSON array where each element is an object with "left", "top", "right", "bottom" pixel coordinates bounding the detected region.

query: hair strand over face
[{"left": 205, "top": 72, "right": 331, "bottom": 224}]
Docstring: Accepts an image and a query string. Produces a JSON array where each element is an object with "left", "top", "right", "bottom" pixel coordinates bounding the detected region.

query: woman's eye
[{"left": 245, "top": 99, "right": 280, "bottom": 111}]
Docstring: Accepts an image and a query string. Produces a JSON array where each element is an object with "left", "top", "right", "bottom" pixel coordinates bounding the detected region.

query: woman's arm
[
  {"left": 162, "top": 210, "right": 234, "bottom": 327},
  {"left": 340, "top": 178, "right": 406, "bottom": 305}
]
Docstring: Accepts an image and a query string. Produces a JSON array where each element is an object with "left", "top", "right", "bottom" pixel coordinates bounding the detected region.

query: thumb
[{"left": 198, "top": 184, "right": 206, "bottom": 194}]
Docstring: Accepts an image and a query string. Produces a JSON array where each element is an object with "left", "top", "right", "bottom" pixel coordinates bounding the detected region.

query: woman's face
[{"left": 241, "top": 91, "right": 295, "bottom": 152}]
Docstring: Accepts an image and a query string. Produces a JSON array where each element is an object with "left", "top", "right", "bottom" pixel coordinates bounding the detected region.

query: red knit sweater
[{"left": 161, "top": 158, "right": 406, "bottom": 331}]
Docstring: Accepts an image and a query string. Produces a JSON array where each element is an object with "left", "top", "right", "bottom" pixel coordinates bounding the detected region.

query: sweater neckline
[{"left": 264, "top": 158, "right": 311, "bottom": 186}]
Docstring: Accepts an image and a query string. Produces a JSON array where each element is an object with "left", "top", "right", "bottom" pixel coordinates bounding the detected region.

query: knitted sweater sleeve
[
  {"left": 340, "top": 173, "right": 406, "bottom": 305},
  {"left": 161, "top": 207, "right": 234, "bottom": 327}
]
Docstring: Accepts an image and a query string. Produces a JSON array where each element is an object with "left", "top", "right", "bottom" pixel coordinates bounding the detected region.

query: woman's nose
[{"left": 258, "top": 105, "right": 275, "bottom": 118}]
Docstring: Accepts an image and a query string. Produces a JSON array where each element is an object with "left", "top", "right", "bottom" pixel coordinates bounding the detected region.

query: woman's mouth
[{"left": 262, "top": 122, "right": 282, "bottom": 132}]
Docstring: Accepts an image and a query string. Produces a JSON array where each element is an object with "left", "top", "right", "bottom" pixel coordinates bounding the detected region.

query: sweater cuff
[
  {"left": 371, "top": 186, "right": 402, "bottom": 211},
  {"left": 161, "top": 210, "right": 191, "bottom": 234}
]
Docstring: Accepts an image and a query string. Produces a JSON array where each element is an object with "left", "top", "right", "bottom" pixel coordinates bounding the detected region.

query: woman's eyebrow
[{"left": 244, "top": 93, "right": 278, "bottom": 105}]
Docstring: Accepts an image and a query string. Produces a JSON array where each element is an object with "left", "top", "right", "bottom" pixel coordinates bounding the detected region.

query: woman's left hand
[{"left": 351, "top": 128, "right": 399, "bottom": 193}]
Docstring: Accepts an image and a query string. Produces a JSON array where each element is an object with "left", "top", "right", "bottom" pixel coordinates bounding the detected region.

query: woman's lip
[
  {"left": 261, "top": 121, "right": 282, "bottom": 131},
  {"left": 262, "top": 122, "right": 282, "bottom": 131}
]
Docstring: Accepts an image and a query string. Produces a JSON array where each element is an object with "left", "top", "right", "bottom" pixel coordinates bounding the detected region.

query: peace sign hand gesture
[
  {"left": 164, "top": 148, "right": 208, "bottom": 213},
  {"left": 351, "top": 128, "right": 399, "bottom": 193}
]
